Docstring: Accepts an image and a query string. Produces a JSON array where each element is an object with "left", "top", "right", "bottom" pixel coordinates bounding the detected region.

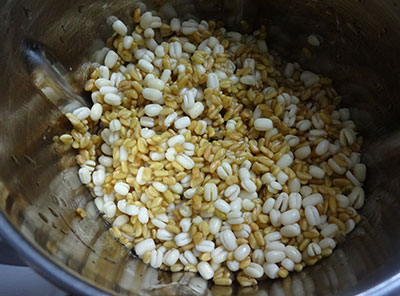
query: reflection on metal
[{"left": 19, "top": 40, "right": 87, "bottom": 113}]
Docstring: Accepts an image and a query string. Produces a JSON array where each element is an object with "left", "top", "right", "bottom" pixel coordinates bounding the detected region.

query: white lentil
[
  {"left": 104, "top": 50, "right": 118, "bottom": 68},
  {"left": 207, "top": 73, "right": 219, "bottom": 89},
  {"left": 174, "top": 116, "right": 191, "bottom": 129},
  {"left": 92, "top": 169, "right": 105, "bottom": 186},
  {"left": 143, "top": 88, "right": 162, "bottom": 102},
  {"left": 241, "top": 178, "right": 257, "bottom": 193},
  {"left": 195, "top": 240, "right": 215, "bottom": 253},
  {"left": 345, "top": 219, "right": 356, "bottom": 234},
  {"left": 254, "top": 118, "right": 273, "bottom": 131},
  {"left": 309, "top": 165, "right": 325, "bottom": 179},
  {"left": 112, "top": 20, "right": 127, "bottom": 36},
  {"left": 176, "top": 154, "right": 195, "bottom": 169},
  {"left": 240, "top": 75, "right": 257, "bottom": 86},
  {"left": 307, "top": 34, "right": 320, "bottom": 46},
  {"left": 164, "top": 112, "right": 177, "bottom": 127},
  {"left": 209, "top": 217, "right": 222, "bottom": 234},
  {"left": 78, "top": 167, "right": 91, "bottom": 184},
  {"left": 220, "top": 229, "right": 237, "bottom": 250},
  {"left": 104, "top": 93, "right": 121, "bottom": 105},
  {"left": 285, "top": 246, "right": 302, "bottom": 263},
  {"left": 217, "top": 162, "right": 232, "bottom": 180},
  {"left": 266, "top": 241, "right": 285, "bottom": 251},
  {"left": 280, "top": 209, "right": 301, "bottom": 225},
  {"left": 295, "top": 146, "right": 311, "bottom": 160},
  {"left": 157, "top": 229, "right": 174, "bottom": 241},
  {"left": 349, "top": 186, "right": 365, "bottom": 209},
  {"left": 264, "top": 263, "right": 279, "bottom": 279},
  {"left": 319, "top": 238, "right": 336, "bottom": 250},
  {"left": 265, "top": 250, "right": 286, "bottom": 264},
  {"left": 187, "top": 102, "right": 204, "bottom": 119},
  {"left": 280, "top": 223, "right": 301, "bottom": 237},
  {"left": 302, "top": 193, "right": 324, "bottom": 207},
  {"left": 104, "top": 201, "right": 116, "bottom": 218},
  {"left": 197, "top": 262, "right": 214, "bottom": 280},
  {"left": 214, "top": 199, "right": 231, "bottom": 213},
  {"left": 354, "top": 163, "right": 367, "bottom": 182},
  {"left": 163, "top": 249, "right": 180, "bottom": 266},
  {"left": 282, "top": 258, "right": 295, "bottom": 271},
  {"left": 276, "top": 154, "right": 293, "bottom": 169},
  {"left": 73, "top": 107, "right": 90, "bottom": 120},
  {"left": 244, "top": 263, "right": 264, "bottom": 278},
  {"left": 160, "top": 69, "right": 171, "bottom": 83},
  {"left": 269, "top": 209, "right": 281, "bottom": 227}
]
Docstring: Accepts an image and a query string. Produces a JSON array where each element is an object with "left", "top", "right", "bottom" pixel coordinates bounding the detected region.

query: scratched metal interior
[{"left": 1, "top": 0, "right": 400, "bottom": 295}]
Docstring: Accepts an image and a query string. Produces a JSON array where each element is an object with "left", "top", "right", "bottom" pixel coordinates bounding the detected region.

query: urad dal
[{"left": 60, "top": 8, "right": 367, "bottom": 286}]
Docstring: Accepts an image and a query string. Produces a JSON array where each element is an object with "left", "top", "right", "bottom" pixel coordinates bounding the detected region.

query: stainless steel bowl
[{"left": 1, "top": 0, "right": 400, "bottom": 295}]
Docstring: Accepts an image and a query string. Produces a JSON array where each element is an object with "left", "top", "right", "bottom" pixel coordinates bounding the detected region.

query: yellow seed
[
  {"left": 154, "top": 170, "right": 169, "bottom": 177},
  {"left": 294, "top": 264, "right": 303, "bottom": 272},
  {"left": 199, "top": 252, "right": 211, "bottom": 261},
  {"left": 166, "top": 224, "right": 180, "bottom": 234},
  {"left": 60, "top": 134, "right": 73, "bottom": 145},
  {"left": 305, "top": 257, "right": 319, "bottom": 266},
  {"left": 214, "top": 277, "right": 232, "bottom": 286},
  {"left": 329, "top": 195, "right": 337, "bottom": 215},
  {"left": 278, "top": 268, "right": 289, "bottom": 278},
  {"left": 199, "top": 221, "right": 210, "bottom": 236},
  {"left": 143, "top": 250, "right": 152, "bottom": 264},
  {"left": 329, "top": 216, "right": 346, "bottom": 230},
  {"left": 133, "top": 7, "right": 141, "bottom": 23},
  {"left": 299, "top": 238, "right": 311, "bottom": 251},
  {"left": 163, "top": 190, "right": 175, "bottom": 203},
  {"left": 239, "top": 257, "right": 251, "bottom": 269},
  {"left": 322, "top": 248, "right": 333, "bottom": 257},
  {"left": 76, "top": 208, "right": 87, "bottom": 219},
  {"left": 254, "top": 230, "right": 265, "bottom": 246},
  {"left": 137, "top": 138, "right": 148, "bottom": 153},
  {"left": 172, "top": 161, "right": 184, "bottom": 172},
  {"left": 193, "top": 232, "right": 203, "bottom": 244},
  {"left": 170, "top": 264, "right": 184, "bottom": 272},
  {"left": 236, "top": 238, "right": 248, "bottom": 245}
]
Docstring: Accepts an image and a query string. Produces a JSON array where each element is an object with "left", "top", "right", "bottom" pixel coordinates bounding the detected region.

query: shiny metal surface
[{"left": 1, "top": 0, "right": 400, "bottom": 295}]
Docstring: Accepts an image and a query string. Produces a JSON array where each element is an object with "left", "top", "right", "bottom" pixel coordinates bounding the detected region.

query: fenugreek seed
[
  {"left": 299, "top": 238, "right": 311, "bottom": 251},
  {"left": 278, "top": 268, "right": 289, "bottom": 278},
  {"left": 60, "top": 134, "right": 73, "bottom": 145},
  {"left": 109, "top": 226, "right": 122, "bottom": 238},
  {"left": 294, "top": 264, "right": 304, "bottom": 272},
  {"left": 322, "top": 248, "right": 333, "bottom": 257},
  {"left": 76, "top": 208, "right": 87, "bottom": 219},
  {"left": 329, "top": 195, "right": 337, "bottom": 215},
  {"left": 305, "top": 257, "right": 319, "bottom": 266},
  {"left": 329, "top": 216, "right": 346, "bottom": 230},
  {"left": 214, "top": 277, "right": 232, "bottom": 286},
  {"left": 254, "top": 231, "right": 265, "bottom": 246},
  {"left": 133, "top": 8, "right": 141, "bottom": 23},
  {"left": 239, "top": 257, "right": 251, "bottom": 269},
  {"left": 236, "top": 238, "right": 248, "bottom": 245},
  {"left": 199, "top": 221, "right": 210, "bottom": 236},
  {"left": 164, "top": 241, "right": 176, "bottom": 249},
  {"left": 193, "top": 232, "right": 204, "bottom": 244},
  {"left": 170, "top": 264, "right": 184, "bottom": 272},
  {"left": 154, "top": 170, "right": 170, "bottom": 177},
  {"left": 199, "top": 252, "right": 211, "bottom": 261}
]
